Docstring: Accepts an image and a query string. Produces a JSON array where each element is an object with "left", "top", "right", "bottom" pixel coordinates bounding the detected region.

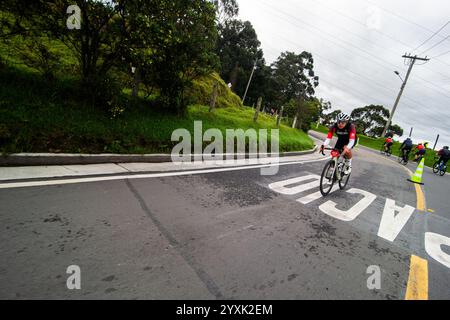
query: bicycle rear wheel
[{"left": 320, "top": 160, "right": 336, "bottom": 196}]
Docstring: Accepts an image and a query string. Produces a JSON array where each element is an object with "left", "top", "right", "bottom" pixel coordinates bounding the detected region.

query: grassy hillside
[
  {"left": 0, "top": 65, "right": 313, "bottom": 154},
  {"left": 0, "top": 28, "right": 314, "bottom": 155}
]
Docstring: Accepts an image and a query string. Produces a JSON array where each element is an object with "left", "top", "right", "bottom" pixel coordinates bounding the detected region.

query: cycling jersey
[
  {"left": 401, "top": 139, "right": 413, "bottom": 150},
  {"left": 438, "top": 149, "right": 450, "bottom": 161},
  {"left": 323, "top": 122, "right": 357, "bottom": 151}
]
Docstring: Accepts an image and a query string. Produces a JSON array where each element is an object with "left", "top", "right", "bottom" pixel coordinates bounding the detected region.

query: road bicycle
[
  {"left": 397, "top": 148, "right": 410, "bottom": 165},
  {"left": 413, "top": 152, "right": 424, "bottom": 163},
  {"left": 320, "top": 147, "right": 351, "bottom": 196},
  {"left": 432, "top": 157, "right": 447, "bottom": 176}
]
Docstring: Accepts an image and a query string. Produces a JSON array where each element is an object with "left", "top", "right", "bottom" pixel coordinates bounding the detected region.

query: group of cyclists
[{"left": 321, "top": 112, "right": 450, "bottom": 175}]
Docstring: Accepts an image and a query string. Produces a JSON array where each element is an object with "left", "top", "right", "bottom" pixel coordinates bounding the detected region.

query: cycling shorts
[{"left": 334, "top": 140, "right": 354, "bottom": 151}]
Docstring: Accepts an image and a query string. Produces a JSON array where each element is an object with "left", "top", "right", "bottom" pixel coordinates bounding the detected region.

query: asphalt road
[{"left": 0, "top": 136, "right": 449, "bottom": 299}]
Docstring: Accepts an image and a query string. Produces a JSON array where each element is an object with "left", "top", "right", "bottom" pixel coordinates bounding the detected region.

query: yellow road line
[
  {"left": 405, "top": 255, "right": 428, "bottom": 300},
  {"left": 414, "top": 183, "right": 427, "bottom": 212}
]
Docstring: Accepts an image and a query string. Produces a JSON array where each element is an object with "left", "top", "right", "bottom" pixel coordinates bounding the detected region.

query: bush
[{"left": 187, "top": 72, "right": 243, "bottom": 109}]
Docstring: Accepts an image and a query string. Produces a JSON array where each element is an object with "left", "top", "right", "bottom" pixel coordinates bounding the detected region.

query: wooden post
[
  {"left": 132, "top": 67, "right": 140, "bottom": 98},
  {"left": 295, "top": 96, "right": 303, "bottom": 129},
  {"left": 276, "top": 106, "right": 284, "bottom": 128},
  {"left": 253, "top": 97, "right": 262, "bottom": 122},
  {"left": 209, "top": 81, "right": 219, "bottom": 112},
  {"left": 292, "top": 115, "right": 297, "bottom": 128}
]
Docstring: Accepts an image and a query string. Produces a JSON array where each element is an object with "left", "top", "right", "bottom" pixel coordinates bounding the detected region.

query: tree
[
  {"left": 322, "top": 109, "right": 342, "bottom": 127},
  {"left": 213, "top": 0, "right": 239, "bottom": 25},
  {"left": 318, "top": 99, "right": 332, "bottom": 122},
  {"left": 351, "top": 105, "right": 389, "bottom": 136},
  {"left": 216, "top": 19, "right": 263, "bottom": 99},
  {"left": 1, "top": 0, "right": 127, "bottom": 105},
  {"left": 350, "top": 105, "right": 403, "bottom": 137},
  {"left": 272, "top": 51, "right": 319, "bottom": 130},
  {"left": 124, "top": 0, "right": 219, "bottom": 114},
  {"left": 389, "top": 124, "right": 403, "bottom": 137}
]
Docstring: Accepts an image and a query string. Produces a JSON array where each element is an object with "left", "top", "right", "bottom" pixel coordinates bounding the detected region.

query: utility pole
[
  {"left": 433, "top": 134, "right": 440, "bottom": 151},
  {"left": 409, "top": 127, "right": 413, "bottom": 138},
  {"left": 381, "top": 54, "right": 430, "bottom": 138},
  {"left": 242, "top": 59, "right": 258, "bottom": 105}
]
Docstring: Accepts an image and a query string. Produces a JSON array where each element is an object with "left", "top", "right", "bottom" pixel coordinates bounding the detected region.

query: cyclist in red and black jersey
[
  {"left": 320, "top": 112, "right": 356, "bottom": 175},
  {"left": 384, "top": 136, "right": 393, "bottom": 153}
]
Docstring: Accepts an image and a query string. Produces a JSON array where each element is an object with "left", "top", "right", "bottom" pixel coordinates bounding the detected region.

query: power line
[
  {"left": 412, "top": 20, "right": 450, "bottom": 52},
  {"left": 261, "top": 34, "right": 428, "bottom": 112},
  {"left": 260, "top": 26, "right": 448, "bottom": 127},
  {"left": 284, "top": 2, "right": 450, "bottom": 84},
  {"left": 258, "top": 0, "right": 450, "bottom": 101},
  {"left": 419, "top": 34, "right": 450, "bottom": 55},
  {"left": 433, "top": 49, "right": 450, "bottom": 58},
  {"left": 284, "top": 0, "right": 450, "bottom": 82},
  {"left": 309, "top": 0, "right": 450, "bottom": 68},
  {"left": 363, "top": 0, "right": 450, "bottom": 46}
]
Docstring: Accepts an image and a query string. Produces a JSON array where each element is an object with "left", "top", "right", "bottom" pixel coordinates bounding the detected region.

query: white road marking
[
  {"left": 377, "top": 199, "right": 415, "bottom": 242},
  {"left": 297, "top": 184, "right": 340, "bottom": 204},
  {"left": 268, "top": 174, "right": 320, "bottom": 195},
  {"left": 0, "top": 157, "right": 329, "bottom": 189},
  {"left": 318, "top": 188, "right": 377, "bottom": 222},
  {"left": 425, "top": 232, "right": 450, "bottom": 269}
]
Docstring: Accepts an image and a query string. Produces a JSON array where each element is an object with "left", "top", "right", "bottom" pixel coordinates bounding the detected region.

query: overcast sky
[{"left": 237, "top": 0, "right": 450, "bottom": 149}]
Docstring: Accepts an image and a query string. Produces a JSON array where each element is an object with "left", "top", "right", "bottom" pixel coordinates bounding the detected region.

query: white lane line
[{"left": 0, "top": 157, "right": 329, "bottom": 189}]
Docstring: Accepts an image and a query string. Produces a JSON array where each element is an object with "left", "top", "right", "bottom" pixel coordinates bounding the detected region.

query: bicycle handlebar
[{"left": 320, "top": 147, "right": 336, "bottom": 156}]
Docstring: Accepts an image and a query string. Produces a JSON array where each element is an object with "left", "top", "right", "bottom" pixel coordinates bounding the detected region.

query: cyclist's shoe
[{"left": 344, "top": 165, "right": 352, "bottom": 175}]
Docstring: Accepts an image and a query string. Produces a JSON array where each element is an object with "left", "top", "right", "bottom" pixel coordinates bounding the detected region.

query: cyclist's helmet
[
  {"left": 336, "top": 112, "right": 351, "bottom": 122},
  {"left": 424, "top": 142, "right": 429, "bottom": 147},
  {"left": 444, "top": 146, "right": 449, "bottom": 150}
]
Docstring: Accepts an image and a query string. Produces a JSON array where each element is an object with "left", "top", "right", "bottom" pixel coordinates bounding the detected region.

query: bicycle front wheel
[
  {"left": 339, "top": 171, "right": 351, "bottom": 190},
  {"left": 433, "top": 162, "right": 439, "bottom": 174},
  {"left": 439, "top": 165, "right": 446, "bottom": 176},
  {"left": 320, "top": 160, "right": 336, "bottom": 196}
]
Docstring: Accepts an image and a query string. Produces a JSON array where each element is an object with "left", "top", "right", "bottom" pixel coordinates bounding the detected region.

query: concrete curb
[{"left": 0, "top": 146, "right": 318, "bottom": 166}]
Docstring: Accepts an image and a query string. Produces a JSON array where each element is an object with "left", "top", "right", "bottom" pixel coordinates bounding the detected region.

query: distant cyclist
[
  {"left": 437, "top": 146, "right": 450, "bottom": 167},
  {"left": 399, "top": 137, "right": 413, "bottom": 161},
  {"left": 320, "top": 112, "right": 356, "bottom": 175},
  {"left": 384, "top": 136, "right": 393, "bottom": 153},
  {"left": 414, "top": 143, "right": 426, "bottom": 161}
]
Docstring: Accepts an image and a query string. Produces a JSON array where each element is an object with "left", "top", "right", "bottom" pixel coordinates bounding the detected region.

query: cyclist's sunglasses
[{"left": 338, "top": 120, "right": 348, "bottom": 124}]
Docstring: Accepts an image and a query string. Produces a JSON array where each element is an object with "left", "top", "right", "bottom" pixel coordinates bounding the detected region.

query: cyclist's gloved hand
[{"left": 343, "top": 146, "right": 350, "bottom": 155}]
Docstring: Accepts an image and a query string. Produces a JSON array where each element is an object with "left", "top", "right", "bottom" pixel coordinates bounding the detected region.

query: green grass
[
  {"left": 311, "top": 124, "right": 438, "bottom": 168},
  {"left": 0, "top": 65, "right": 313, "bottom": 154}
]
